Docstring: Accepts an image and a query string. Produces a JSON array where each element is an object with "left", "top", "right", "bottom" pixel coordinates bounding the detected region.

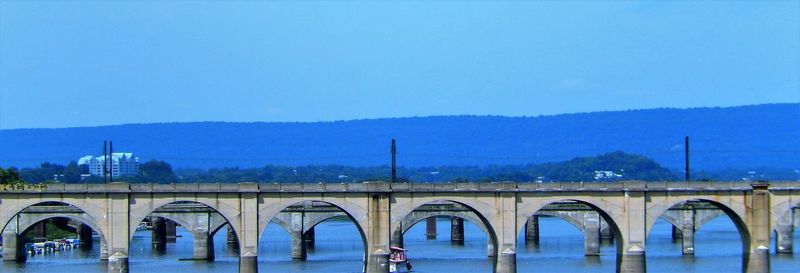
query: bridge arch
[
  {"left": 259, "top": 199, "right": 369, "bottom": 268},
  {"left": 645, "top": 197, "right": 750, "bottom": 243},
  {"left": 148, "top": 212, "right": 229, "bottom": 237},
  {"left": 128, "top": 198, "right": 242, "bottom": 242},
  {"left": 771, "top": 196, "right": 800, "bottom": 229},
  {"left": 259, "top": 198, "right": 369, "bottom": 240},
  {"left": 400, "top": 210, "right": 489, "bottom": 235},
  {"left": 269, "top": 211, "right": 348, "bottom": 235},
  {"left": 516, "top": 196, "right": 626, "bottom": 249},
  {"left": 0, "top": 201, "right": 109, "bottom": 244},
  {"left": 535, "top": 210, "right": 590, "bottom": 233},
  {"left": 390, "top": 197, "right": 500, "bottom": 269},
  {"left": 645, "top": 196, "right": 752, "bottom": 272},
  {"left": 657, "top": 206, "right": 726, "bottom": 235}
]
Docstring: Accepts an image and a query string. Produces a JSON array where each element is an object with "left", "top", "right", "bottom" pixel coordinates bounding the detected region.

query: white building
[
  {"left": 594, "top": 170, "right": 623, "bottom": 181},
  {"left": 78, "top": 153, "right": 140, "bottom": 177}
]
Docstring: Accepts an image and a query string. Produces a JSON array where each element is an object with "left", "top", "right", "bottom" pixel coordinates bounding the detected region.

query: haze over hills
[{"left": 0, "top": 103, "right": 797, "bottom": 171}]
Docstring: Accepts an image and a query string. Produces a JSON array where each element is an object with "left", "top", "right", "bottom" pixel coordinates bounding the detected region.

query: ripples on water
[{"left": 2, "top": 216, "right": 799, "bottom": 272}]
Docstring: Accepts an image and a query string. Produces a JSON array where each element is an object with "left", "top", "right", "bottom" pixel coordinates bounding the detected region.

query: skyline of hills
[{"left": 1, "top": 103, "right": 798, "bottom": 171}]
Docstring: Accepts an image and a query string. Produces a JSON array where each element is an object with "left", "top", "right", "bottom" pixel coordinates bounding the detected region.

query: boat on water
[{"left": 389, "top": 247, "right": 412, "bottom": 273}]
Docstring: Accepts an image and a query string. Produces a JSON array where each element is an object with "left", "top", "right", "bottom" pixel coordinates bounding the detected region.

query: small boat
[{"left": 389, "top": 247, "right": 412, "bottom": 273}]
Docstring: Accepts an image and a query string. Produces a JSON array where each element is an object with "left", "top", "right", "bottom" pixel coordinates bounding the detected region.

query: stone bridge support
[
  {"left": 535, "top": 211, "right": 603, "bottom": 256},
  {"left": 78, "top": 223, "right": 94, "bottom": 249},
  {"left": 165, "top": 220, "right": 177, "bottom": 243},
  {"left": 271, "top": 210, "right": 348, "bottom": 260},
  {"left": 451, "top": 217, "right": 464, "bottom": 243},
  {"left": 149, "top": 212, "right": 228, "bottom": 260},
  {"left": 226, "top": 224, "right": 239, "bottom": 249},
  {"left": 108, "top": 184, "right": 131, "bottom": 273},
  {"left": 494, "top": 192, "right": 518, "bottom": 273},
  {"left": 396, "top": 207, "right": 495, "bottom": 257},
  {"left": 365, "top": 192, "right": 392, "bottom": 273},
  {"left": 662, "top": 206, "right": 726, "bottom": 255},
  {"left": 426, "top": 217, "right": 437, "bottom": 240},
  {"left": 525, "top": 215, "right": 539, "bottom": 243},
  {"left": 289, "top": 213, "right": 307, "bottom": 260},
  {"left": 745, "top": 184, "right": 771, "bottom": 273},
  {"left": 773, "top": 207, "right": 798, "bottom": 254},
  {"left": 150, "top": 217, "right": 167, "bottom": 252},
  {"left": 2, "top": 217, "right": 25, "bottom": 262}
]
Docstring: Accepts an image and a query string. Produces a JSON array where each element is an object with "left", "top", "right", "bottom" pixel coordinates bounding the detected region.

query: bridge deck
[{"left": 7, "top": 181, "right": 800, "bottom": 194}]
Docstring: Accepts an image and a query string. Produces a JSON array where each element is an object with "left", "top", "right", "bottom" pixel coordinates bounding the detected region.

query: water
[{"left": 2, "top": 216, "right": 800, "bottom": 273}]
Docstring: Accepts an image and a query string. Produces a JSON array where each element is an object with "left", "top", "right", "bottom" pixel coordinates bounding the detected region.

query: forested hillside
[{"left": 1, "top": 103, "right": 797, "bottom": 170}]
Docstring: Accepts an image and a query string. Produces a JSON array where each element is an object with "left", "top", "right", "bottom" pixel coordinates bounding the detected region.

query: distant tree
[
  {"left": 140, "top": 160, "right": 178, "bottom": 183},
  {"left": 0, "top": 167, "right": 23, "bottom": 184},
  {"left": 62, "top": 161, "right": 83, "bottom": 183},
  {"left": 18, "top": 162, "right": 65, "bottom": 183}
]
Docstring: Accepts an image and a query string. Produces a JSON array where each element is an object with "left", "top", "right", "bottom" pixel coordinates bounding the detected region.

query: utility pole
[
  {"left": 103, "top": 141, "right": 108, "bottom": 183},
  {"left": 109, "top": 141, "right": 113, "bottom": 183},
  {"left": 685, "top": 136, "right": 690, "bottom": 182},
  {"left": 391, "top": 139, "right": 397, "bottom": 183}
]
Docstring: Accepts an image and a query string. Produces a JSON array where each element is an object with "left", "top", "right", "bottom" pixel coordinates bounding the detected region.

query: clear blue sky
[{"left": 1, "top": 1, "right": 798, "bottom": 129}]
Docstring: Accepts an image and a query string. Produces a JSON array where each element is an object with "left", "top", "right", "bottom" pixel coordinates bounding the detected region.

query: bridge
[{"left": 1, "top": 181, "right": 799, "bottom": 273}]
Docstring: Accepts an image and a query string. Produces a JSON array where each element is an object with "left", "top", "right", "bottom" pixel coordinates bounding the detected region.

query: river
[{"left": 2, "top": 216, "right": 799, "bottom": 272}]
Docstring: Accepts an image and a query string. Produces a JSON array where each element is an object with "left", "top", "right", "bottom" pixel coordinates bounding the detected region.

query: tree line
[{"left": 2, "top": 151, "right": 684, "bottom": 184}]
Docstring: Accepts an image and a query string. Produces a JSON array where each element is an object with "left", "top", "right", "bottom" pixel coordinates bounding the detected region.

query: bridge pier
[
  {"left": 426, "top": 217, "right": 437, "bottom": 240},
  {"left": 78, "top": 224, "right": 93, "bottom": 249},
  {"left": 304, "top": 227, "right": 315, "bottom": 249},
  {"left": 525, "top": 215, "right": 539, "bottom": 243},
  {"left": 680, "top": 206, "right": 695, "bottom": 255},
  {"left": 493, "top": 192, "right": 517, "bottom": 273},
  {"left": 291, "top": 229, "right": 307, "bottom": 260},
  {"left": 391, "top": 226, "right": 404, "bottom": 248},
  {"left": 32, "top": 221, "right": 46, "bottom": 242},
  {"left": 151, "top": 217, "right": 167, "bottom": 252},
  {"left": 496, "top": 249, "right": 516, "bottom": 273},
  {"left": 100, "top": 237, "right": 109, "bottom": 260},
  {"left": 451, "top": 217, "right": 464, "bottom": 243},
  {"left": 583, "top": 212, "right": 600, "bottom": 256},
  {"left": 240, "top": 255, "right": 258, "bottom": 273},
  {"left": 365, "top": 190, "right": 391, "bottom": 273},
  {"left": 776, "top": 224, "right": 793, "bottom": 254},
  {"left": 109, "top": 252, "right": 128, "bottom": 273},
  {"left": 193, "top": 230, "right": 215, "bottom": 260},
  {"left": 775, "top": 207, "right": 794, "bottom": 254},
  {"left": 745, "top": 183, "right": 771, "bottom": 273},
  {"left": 600, "top": 218, "right": 613, "bottom": 240},
  {"left": 290, "top": 212, "right": 307, "bottom": 260},
  {"left": 227, "top": 224, "right": 239, "bottom": 249},
  {"left": 671, "top": 225, "right": 682, "bottom": 240},
  {"left": 165, "top": 219, "right": 177, "bottom": 243},
  {"left": 619, "top": 248, "right": 646, "bottom": 273},
  {"left": 2, "top": 230, "right": 25, "bottom": 262}
]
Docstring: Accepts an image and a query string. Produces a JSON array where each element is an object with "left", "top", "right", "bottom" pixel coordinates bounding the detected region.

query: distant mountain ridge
[{"left": 1, "top": 103, "right": 798, "bottom": 170}]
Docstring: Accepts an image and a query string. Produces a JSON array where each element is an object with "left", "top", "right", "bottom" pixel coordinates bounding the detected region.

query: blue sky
[{"left": 1, "top": 1, "right": 798, "bottom": 129}]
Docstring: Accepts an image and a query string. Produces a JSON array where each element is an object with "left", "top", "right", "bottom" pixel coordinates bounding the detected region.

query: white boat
[{"left": 389, "top": 247, "right": 412, "bottom": 273}]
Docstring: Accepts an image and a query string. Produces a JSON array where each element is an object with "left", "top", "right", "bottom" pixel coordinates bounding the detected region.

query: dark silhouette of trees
[
  {"left": 138, "top": 160, "right": 178, "bottom": 183},
  {"left": 0, "top": 167, "right": 23, "bottom": 184}
]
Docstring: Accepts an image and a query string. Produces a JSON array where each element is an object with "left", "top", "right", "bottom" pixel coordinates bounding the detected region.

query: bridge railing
[{"left": 4, "top": 180, "right": 800, "bottom": 194}]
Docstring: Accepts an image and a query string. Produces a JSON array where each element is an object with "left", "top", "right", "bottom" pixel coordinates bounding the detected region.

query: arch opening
[
  {"left": 395, "top": 200, "right": 498, "bottom": 273},
  {"left": 259, "top": 200, "right": 368, "bottom": 273},
  {"left": 644, "top": 199, "right": 750, "bottom": 273},
  {"left": 129, "top": 200, "right": 240, "bottom": 272},
  {"left": 0, "top": 201, "right": 108, "bottom": 265},
  {"left": 516, "top": 200, "right": 622, "bottom": 273}
]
